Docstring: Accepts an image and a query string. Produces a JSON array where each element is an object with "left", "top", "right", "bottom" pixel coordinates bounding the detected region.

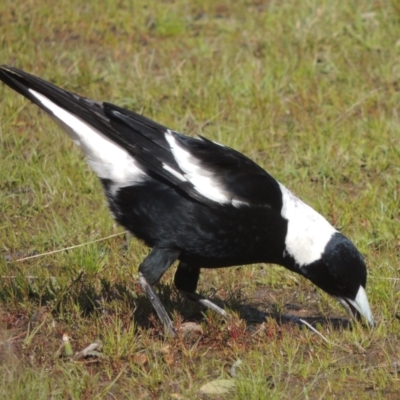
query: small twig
[
  {"left": 299, "top": 318, "right": 366, "bottom": 353},
  {"left": 9, "top": 231, "right": 128, "bottom": 263},
  {"left": 352, "top": 341, "right": 368, "bottom": 353},
  {"left": 361, "top": 360, "right": 399, "bottom": 372},
  {"left": 369, "top": 276, "right": 400, "bottom": 281},
  {"left": 299, "top": 318, "right": 332, "bottom": 345},
  {"left": 333, "top": 89, "right": 380, "bottom": 126}
]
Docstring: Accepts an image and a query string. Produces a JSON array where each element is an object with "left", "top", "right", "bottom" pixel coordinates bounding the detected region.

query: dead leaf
[
  {"left": 131, "top": 353, "right": 148, "bottom": 366},
  {"left": 178, "top": 322, "right": 203, "bottom": 333},
  {"left": 199, "top": 379, "right": 235, "bottom": 395}
]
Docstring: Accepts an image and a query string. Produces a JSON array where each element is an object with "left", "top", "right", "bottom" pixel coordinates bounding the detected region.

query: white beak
[{"left": 336, "top": 286, "right": 375, "bottom": 326}]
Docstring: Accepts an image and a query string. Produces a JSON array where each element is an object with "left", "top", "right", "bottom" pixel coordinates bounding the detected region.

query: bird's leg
[
  {"left": 138, "top": 273, "right": 176, "bottom": 336},
  {"left": 174, "top": 263, "right": 227, "bottom": 318},
  {"left": 181, "top": 291, "right": 228, "bottom": 317},
  {"left": 138, "top": 247, "right": 181, "bottom": 337}
]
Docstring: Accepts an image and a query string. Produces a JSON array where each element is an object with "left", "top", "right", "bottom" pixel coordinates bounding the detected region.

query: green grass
[{"left": 1, "top": 0, "right": 400, "bottom": 398}]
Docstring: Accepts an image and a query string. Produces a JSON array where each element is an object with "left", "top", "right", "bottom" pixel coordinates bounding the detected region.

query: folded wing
[{"left": 0, "top": 65, "right": 282, "bottom": 210}]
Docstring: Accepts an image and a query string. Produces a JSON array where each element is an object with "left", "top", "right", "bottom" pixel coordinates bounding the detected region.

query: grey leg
[
  {"left": 138, "top": 247, "right": 181, "bottom": 337},
  {"left": 180, "top": 290, "right": 227, "bottom": 317},
  {"left": 174, "top": 262, "right": 227, "bottom": 318},
  {"left": 138, "top": 272, "right": 176, "bottom": 336}
]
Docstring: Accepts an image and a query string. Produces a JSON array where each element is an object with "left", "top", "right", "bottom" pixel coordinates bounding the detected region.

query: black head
[{"left": 300, "top": 232, "right": 374, "bottom": 325}]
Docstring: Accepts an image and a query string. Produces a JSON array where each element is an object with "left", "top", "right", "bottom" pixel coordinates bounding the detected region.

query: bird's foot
[
  {"left": 139, "top": 273, "right": 176, "bottom": 337},
  {"left": 180, "top": 290, "right": 227, "bottom": 318}
]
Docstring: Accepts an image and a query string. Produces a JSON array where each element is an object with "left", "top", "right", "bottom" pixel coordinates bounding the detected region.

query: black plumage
[{"left": 0, "top": 66, "right": 374, "bottom": 335}]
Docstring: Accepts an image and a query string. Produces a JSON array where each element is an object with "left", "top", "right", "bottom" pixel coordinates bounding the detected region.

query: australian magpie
[{"left": 0, "top": 66, "right": 374, "bottom": 336}]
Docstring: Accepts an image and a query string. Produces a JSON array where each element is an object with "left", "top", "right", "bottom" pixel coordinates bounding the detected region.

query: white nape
[{"left": 279, "top": 183, "right": 336, "bottom": 266}]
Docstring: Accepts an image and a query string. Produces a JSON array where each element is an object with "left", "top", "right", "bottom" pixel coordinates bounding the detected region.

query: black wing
[
  {"left": 103, "top": 104, "right": 282, "bottom": 210},
  {"left": 0, "top": 65, "right": 282, "bottom": 210},
  {"left": 0, "top": 66, "right": 211, "bottom": 205}
]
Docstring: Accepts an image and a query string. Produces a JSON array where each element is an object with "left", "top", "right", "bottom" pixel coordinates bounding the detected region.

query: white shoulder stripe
[
  {"left": 165, "top": 130, "right": 243, "bottom": 206},
  {"left": 162, "top": 163, "right": 185, "bottom": 181},
  {"left": 29, "top": 89, "right": 145, "bottom": 185},
  {"left": 279, "top": 183, "right": 336, "bottom": 266}
]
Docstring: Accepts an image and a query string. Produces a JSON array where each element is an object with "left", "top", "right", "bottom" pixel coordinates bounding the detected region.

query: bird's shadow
[
  {"left": 9, "top": 274, "right": 352, "bottom": 333},
  {"left": 236, "top": 305, "right": 352, "bottom": 330},
  {"left": 127, "top": 282, "right": 353, "bottom": 332}
]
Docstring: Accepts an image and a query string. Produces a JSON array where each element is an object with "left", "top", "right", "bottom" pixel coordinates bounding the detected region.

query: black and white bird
[{"left": 0, "top": 66, "right": 374, "bottom": 335}]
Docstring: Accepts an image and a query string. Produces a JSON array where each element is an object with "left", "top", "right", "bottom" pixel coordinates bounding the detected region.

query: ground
[{"left": 1, "top": 0, "right": 400, "bottom": 398}]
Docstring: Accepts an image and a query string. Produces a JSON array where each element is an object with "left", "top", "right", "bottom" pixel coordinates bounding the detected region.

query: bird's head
[{"left": 300, "top": 233, "right": 374, "bottom": 326}]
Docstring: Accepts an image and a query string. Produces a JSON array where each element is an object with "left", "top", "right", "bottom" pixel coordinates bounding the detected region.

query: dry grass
[{"left": 1, "top": 0, "right": 400, "bottom": 398}]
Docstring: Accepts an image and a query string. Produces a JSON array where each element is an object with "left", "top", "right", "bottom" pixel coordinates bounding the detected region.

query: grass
[{"left": 1, "top": 0, "right": 400, "bottom": 398}]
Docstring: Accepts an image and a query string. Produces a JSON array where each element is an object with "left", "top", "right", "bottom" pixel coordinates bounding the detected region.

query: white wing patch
[
  {"left": 162, "top": 163, "right": 185, "bottom": 181},
  {"left": 29, "top": 90, "right": 145, "bottom": 186},
  {"left": 165, "top": 130, "right": 246, "bottom": 206},
  {"left": 279, "top": 183, "right": 336, "bottom": 266}
]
